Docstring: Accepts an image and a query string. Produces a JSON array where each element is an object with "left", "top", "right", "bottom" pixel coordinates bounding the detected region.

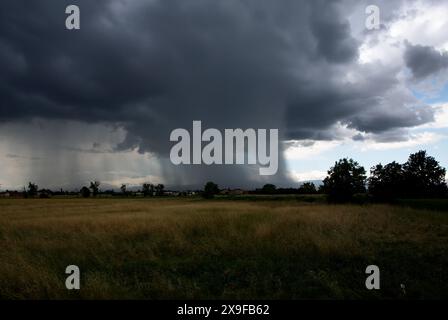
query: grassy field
[{"left": 0, "top": 198, "right": 447, "bottom": 299}]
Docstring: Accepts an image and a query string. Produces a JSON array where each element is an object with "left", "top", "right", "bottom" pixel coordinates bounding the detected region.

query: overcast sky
[{"left": 0, "top": 0, "right": 447, "bottom": 190}]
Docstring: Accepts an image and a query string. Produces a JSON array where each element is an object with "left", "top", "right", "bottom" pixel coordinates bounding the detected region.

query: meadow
[{"left": 0, "top": 198, "right": 447, "bottom": 299}]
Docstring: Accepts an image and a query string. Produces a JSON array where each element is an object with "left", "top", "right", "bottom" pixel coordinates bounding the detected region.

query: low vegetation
[{"left": 0, "top": 198, "right": 446, "bottom": 299}]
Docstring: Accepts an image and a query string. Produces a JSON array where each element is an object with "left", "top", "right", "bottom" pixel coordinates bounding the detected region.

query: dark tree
[
  {"left": 80, "top": 186, "right": 91, "bottom": 198},
  {"left": 368, "top": 161, "right": 405, "bottom": 201},
  {"left": 90, "top": 181, "right": 100, "bottom": 196},
  {"left": 142, "top": 183, "right": 155, "bottom": 197},
  {"left": 27, "top": 182, "right": 38, "bottom": 197},
  {"left": 155, "top": 184, "right": 165, "bottom": 196},
  {"left": 323, "top": 158, "right": 366, "bottom": 202},
  {"left": 402, "top": 150, "right": 447, "bottom": 198},
  {"left": 261, "top": 184, "right": 277, "bottom": 194},
  {"left": 203, "top": 181, "right": 219, "bottom": 199},
  {"left": 298, "top": 182, "right": 317, "bottom": 194},
  {"left": 120, "top": 184, "right": 127, "bottom": 195}
]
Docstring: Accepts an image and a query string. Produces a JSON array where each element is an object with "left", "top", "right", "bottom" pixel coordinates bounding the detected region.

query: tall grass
[{"left": 0, "top": 198, "right": 446, "bottom": 299}]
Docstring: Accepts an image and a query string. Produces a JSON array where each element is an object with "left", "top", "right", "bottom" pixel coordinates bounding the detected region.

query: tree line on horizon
[
  {"left": 79, "top": 182, "right": 166, "bottom": 198},
  {"left": 7, "top": 150, "right": 447, "bottom": 203},
  {"left": 323, "top": 150, "right": 447, "bottom": 202},
  {"left": 13, "top": 181, "right": 166, "bottom": 198},
  {"left": 245, "top": 150, "right": 447, "bottom": 203}
]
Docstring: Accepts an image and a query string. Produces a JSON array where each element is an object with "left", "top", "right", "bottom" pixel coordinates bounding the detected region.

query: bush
[
  {"left": 261, "top": 184, "right": 277, "bottom": 194},
  {"left": 203, "top": 182, "right": 219, "bottom": 199},
  {"left": 80, "top": 186, "right": 91, "bottom": 198}
]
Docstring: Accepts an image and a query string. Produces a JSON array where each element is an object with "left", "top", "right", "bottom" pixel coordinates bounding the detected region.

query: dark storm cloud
[
  {"left": 352, "top": 133, "right": 365, "bottom": 141},
  {"left": 369, "top": 129, "right": 410, "bottom": 143},
  {"left": 284, "top": 62, "right": 434, "bottom": 140},
  {"left": 404, "top": 42, "right": 448, "bottom": 79},
  {"left": 309, "top": 1, "right": 359, "bottom": 63},
  {"left": 0, "top": 0, "right": 436, "bottom": 186}
]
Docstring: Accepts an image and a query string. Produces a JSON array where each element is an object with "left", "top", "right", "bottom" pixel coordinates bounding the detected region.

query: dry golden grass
[{"left": 0, "top": 198, "right": 447, "bottom": 299}]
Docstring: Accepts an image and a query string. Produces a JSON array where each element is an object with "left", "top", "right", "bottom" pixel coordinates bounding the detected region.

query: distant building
[
  {"left": 0, "top": 191, "right": 25, "bottom": 198},
  {"left": 164, "top": 191, "right": 180, "bottom": 196},
  {"left": 219, "top": 189, "right": 246, "bottom": 195}
]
